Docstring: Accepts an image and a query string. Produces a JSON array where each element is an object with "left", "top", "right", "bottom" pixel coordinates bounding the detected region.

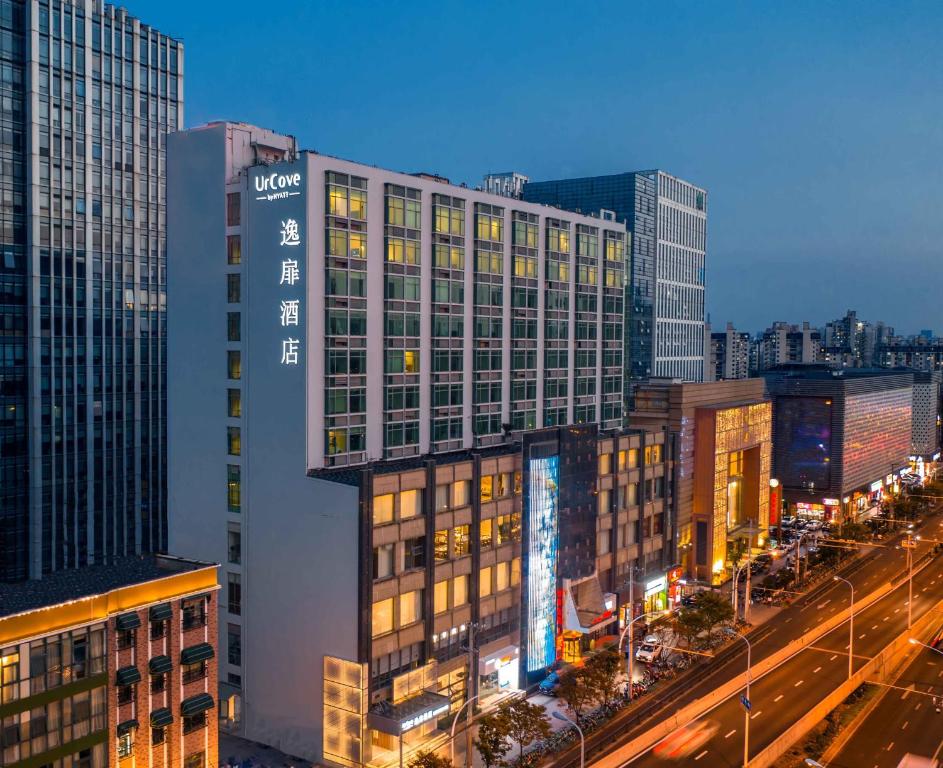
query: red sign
[{"left": 667, "top": 567, "right": 683, "bottom": 583}]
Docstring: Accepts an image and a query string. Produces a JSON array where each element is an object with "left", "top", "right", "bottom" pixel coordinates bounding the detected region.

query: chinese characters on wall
[{"left": 279, "top": 218, "right": 301, "bottom": 365}]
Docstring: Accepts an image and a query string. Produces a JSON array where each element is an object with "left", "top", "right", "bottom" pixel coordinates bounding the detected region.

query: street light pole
[
  {"left": 727, "top": 630, "right": 753, "bottom": 768},
  {"left": 902, "top": 533, "right": 919, "bottom": 629},
  {"left": 450, "top": 693, "right": 481, "bottom": 767},
  {"left": 618, "top": 609, "right": 674, "bottom": 700},
  {"left": 909, "top": 638, "right": 943, "bottom": 657},
  {"left": 552, "top": 711, "right": 584, "bottom": 768},
  {"left": 745, "top": 519, "right": 755, "bottom": 625},
  {"left": 833, "top": 576, "right": 854, "bottom": 679}
]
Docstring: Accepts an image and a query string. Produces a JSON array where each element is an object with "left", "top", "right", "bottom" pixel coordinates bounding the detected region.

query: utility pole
[
  {"left": 465, "top": 621, "right": 478, "bottom": 768},
  {"left": 745, "top": 519, "right": 754, "bottom": 624}
]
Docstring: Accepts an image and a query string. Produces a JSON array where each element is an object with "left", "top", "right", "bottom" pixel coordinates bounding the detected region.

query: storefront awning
[
  {"left": 149, "top": 655, "right": 172, "bottom": 675},
  {"left": 150, "top": 708, "right": 173, "bottom": 728},
  {"left": 115, "top": 666, "right": 141, "bottom": 686},
  {"left": 366, "top": 690, "right": 451, "bottom": 735},
  {"left": 115, "top": 612, "right": 141, "bottom": 631},
  {"left": 562, "top": 576, "right": 617, "bottom": 633},
  {"left": 181, "top": 693, "right": 215, "bottom": 717},
  {"left": 180, "top": 642, "right": 214, "bottom": 665},
  {"left": 117, "top": 719, "right": 138, "bottom": 735},
  {"left": 149, "top": 603, "right": 172, "bottom": 622},
  {"left": 726, "top": 522, "right": 767, "bottom": 541},
  {"left": 478, "top": 645, "right": 519, "bottom": 676}
]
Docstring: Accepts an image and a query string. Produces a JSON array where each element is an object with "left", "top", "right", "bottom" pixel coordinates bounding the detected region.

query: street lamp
[
  {"left": 618, "top": 609, "right": 675, "bottom": 701},
  {"left": 909, "top": 638, "right": 943, "bottom": 657},
  {"left": 450, "top": 694, "right": 480, "bottom": 767},
  {"left": 552, "top": 711, "right": 584, "bottom": 768},
  {"left": 902, "top": 533, "right": 920, "bottom": 629},
  {"left": 833, "top": 576, "right": 854, "bottom": 679},
  {"left": 725, "top": 629, "right": 753, "bottom": 768}
]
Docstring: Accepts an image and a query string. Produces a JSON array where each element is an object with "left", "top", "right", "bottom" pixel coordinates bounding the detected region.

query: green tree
[
  {"left": 692, "top": 590, "right": 735, "bottom": 633},
  {"left": 502, "top": 699, "right": 551, "bottom": 763},
  {"left": 474, "top": 710, "right": 512, "bottom": 768},
  {"left": 674, "top": 607, "right": 710, "bottom": 648},
  {"left": 585, "top": 648, "right": 622, "bottom": 709},
  {"left": 556, "top": 667, "right": 597, "bottom": 725},
  {"left": 841, "top": 522, "right": 869, "bottom": 542},
  {"left": 408, "top": 750, "right": 453, "bottom": 768}
]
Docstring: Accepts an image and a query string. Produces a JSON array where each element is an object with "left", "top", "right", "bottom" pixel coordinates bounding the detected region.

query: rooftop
[{"left": 0, "top": 555, "right": 216, "bottom": 619}]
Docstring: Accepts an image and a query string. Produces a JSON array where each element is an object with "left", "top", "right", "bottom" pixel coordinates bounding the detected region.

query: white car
[{"left": 636, "top": 641, "right": 663, "bottom": 663}]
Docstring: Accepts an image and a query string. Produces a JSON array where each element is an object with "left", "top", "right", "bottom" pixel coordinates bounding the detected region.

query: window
[
  {"left": 226, "top": 193, "right": 240, "bottom": 226},
  {"left": 453, "top": 575, "right": 469, "bottom": 606},
  {"left": 227, "top": 312, "right": 241, "bottom": 342},
  {"left": 227, "top": 273, "right": 241, "bottom": 303},
  {"left": 228, "top": 624, "right": 242, "bottom": 667},
  {"left": 403, "top": 536, "right": 426, "bottom": 570},
  {"left": 617, "top": 450, "right": 627, "bottom": 471},
  {"left": 400, "top": 489, "right": 421, "bottom": 519},
  {"left": 150, "top": 619, "right": 166, "bottom": 640},
  {"left": 151, "top": 673, "right": 166, "bottom": 694},
  {"left": 434, "top": 530, "right": 449, "bottom": 562},
  {"left": 495, "top": 561, "right": 510, "bottom": 592},
  {"left": 479, "top": 567, "right": 492, "bottom": 598},
  {"left": 227, "top": 235, "right": 241, "bottom": 264},
  {"left": 183, "top": 712, "right": 207, "bottom": 735},
  {"left": 599, "top": 453, "right": 612, "bottom": 475},
  {"left": 480, "top": 476, "right": 494, "bottom": 503},
  {"left": 373, "top": 544, "right": 394, "bottom": 580},
  {"left": 228, "top": 573, "right": 242, "bottom": 615},
  {"left": 227, "top": 465, "right": 241, "bottom": 513},
  {"left": 118, "top": 731, "right": 134, "bottom": 758},
  {"left": 185, "top": 753, "right": 206, "bottom": 768},
  {"left": 399, "top": 589, "right": 423, "bottom": 627},
  {"left": 117, "top": 683, "right": 134, "bottom": 704},
  {"left": 227, "top": 350, "right": 241, "bottom": 380},
  {"left": 116, "top": 629, "right": 135, "bottom": 650},
  {"left": 152, "top": 727, "right": 166, "bottom": 746},
  {"left": 227, "top": 427, "right": 241, "bottom": 456},
  {"left": 373, "top": 494, "right": 394, "bottom": 525},
  {"left": 480, "top": 518, "right": 493, "bottom": 549},
  {"left": 227, "top": 389, "right": 241, "bottom": 418},
  {"left": 452, "top": 480, "right": 469, "bottom": 508},
  {"left": 452, "top": 525, "right": 470, "bottom": 557},
  {"left": 182, "top": 597, "right": 208, "bottom": 629},
  {"left": 434, "top": 581, "right": 448, "bottom": 614},
  {"left": 435, "top": 485, "right": 450, "bottom": 512},
  {"left": 183, "top": 660, "right": 207, "bottom": 684},
  {"left": 372, "top": 598, "right": 394, "bottom": 637}
]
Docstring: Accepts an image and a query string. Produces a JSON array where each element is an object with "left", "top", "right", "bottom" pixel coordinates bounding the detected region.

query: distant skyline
[{"left": 135, "top": 0, "right": 943, "bottom": 334}]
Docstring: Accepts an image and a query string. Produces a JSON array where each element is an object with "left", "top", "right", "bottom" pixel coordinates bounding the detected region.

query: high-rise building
[
  {"left": 822, "top": 310, "right": 893, "bottom": 368},
  {"left": 707, "top": 322, "right": 751, "bottom": 381},
  {"left": 0, "top": 1, "right": 183, "bottom": 581},
  {"left": 521, "top": 169, "right": 707, "bottom": 385},
  {"left": 167, "top": 123, "right": 678, "bottom": 765},
  {"left": 752, "top": 321, "right": 822, "bottom": 372}
]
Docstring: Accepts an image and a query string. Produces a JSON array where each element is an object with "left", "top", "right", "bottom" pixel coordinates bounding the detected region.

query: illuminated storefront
[
  {"left": 478, "top": 646, "right": 520, "bottom": 700},
  {"left": 643, "top": 574, "right": 668, "bottom": 613}
]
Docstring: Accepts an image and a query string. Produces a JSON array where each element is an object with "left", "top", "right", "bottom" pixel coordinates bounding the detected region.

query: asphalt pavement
[
  {"left": 828, "top": 640, "right": 943, "bottom": 767},
  {"left": 624, "top": 531, "right": 943, "bottom": 767}
]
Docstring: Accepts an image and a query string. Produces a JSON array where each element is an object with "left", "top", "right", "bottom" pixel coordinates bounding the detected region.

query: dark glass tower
[{"left": 0, "top": 0, "right": 182, "bottom": 580}]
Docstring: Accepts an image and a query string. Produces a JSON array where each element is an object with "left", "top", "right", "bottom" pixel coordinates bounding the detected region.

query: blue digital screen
[{"left": 526, "top": 455, "right": 559, "bottom": 672}]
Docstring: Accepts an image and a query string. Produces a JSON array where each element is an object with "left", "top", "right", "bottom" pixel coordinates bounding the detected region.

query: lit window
[
  {"left": 495, "top": 561, "right": 510, "bottom": 592},
  {"left": 452, "top": 480, "right": 469, "bottom": 508},
  {"left": 480, "top": 519, "right": 493, "bottom": 548},
  {"left": 404, "top": 350, "right": 419, "bottom": 374},
  {"left": 434, "top": 581, "right": 448, "bottom": 614},
  {"left": 453, "top": 575, "right": 468, "bottom": 606},
  {"left": 373, "top": 544, "right": 394, "bottom": 580},
  {"left": 434, "top": 530, "right": 449, "bottom": 562},
  {"left": 479, "top": 567, "right": 492, "bottom": 598},
  {"left": 400, "top": 489, "right": 421, "bottom": 519},
  {"left": 452, "top": 525, "right": 470, "bottom": 557},
  {"left": 373, "top": 494, "right": 394, "bottom": 525},
  {"left": 399, "top": 590, "right": 423, "bottom": 627},
  {"left": 480, "top": 476, "right": 494, "bottom": 503},
  {"left": 371, "top": 599, "right": 394, "bottom": 637}
]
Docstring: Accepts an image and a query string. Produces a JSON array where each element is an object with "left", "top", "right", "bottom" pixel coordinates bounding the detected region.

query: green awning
[
  {"left": 115, "top": 612, "right": 141, "bottom": 630},
  {"left": 180, "top": 642, "right": 215, "bottom": 665},
  {"left": 149, "top": 655, "right": 172, "bottom": 675},
  {"left": 149, "top": 603, "right": 172, "bottom": 622},
  {"left": 181, "top": 693, "right": 215, "bottom": 717},
  {"left": 117, "top": 719, "right": 139, "bottom": 735},
  {"left": 116, "top": 666, "right": 142, "bottom": 686},
  {"left": 150, "top": 708, "right": 173, "bottom": 728}
]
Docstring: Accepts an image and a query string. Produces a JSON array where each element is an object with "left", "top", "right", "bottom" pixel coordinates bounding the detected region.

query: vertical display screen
[{"left": 526, "top": 455, "right": 559, "bottom": 672}]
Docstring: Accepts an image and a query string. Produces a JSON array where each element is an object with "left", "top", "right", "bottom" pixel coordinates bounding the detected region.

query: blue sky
[{"left": 136, "top": 0, "right": 943, "bottom": 334}]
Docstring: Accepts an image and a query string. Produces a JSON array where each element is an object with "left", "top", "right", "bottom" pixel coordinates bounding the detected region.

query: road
[
  {"left": 829, "top": 639, "right": 943, "bottom": 767},
  {"left": 624, "top": 533, "right": 943, "bottom": 767}
]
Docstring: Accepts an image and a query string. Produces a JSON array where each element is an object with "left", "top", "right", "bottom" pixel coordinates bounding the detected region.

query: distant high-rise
[
  {"left": 0, "top": 1, "right": 183, "bottom": 580},
  {"left": 753, "top": 321, "right": 822, "bottom": 372},
  {"left": 707, "top": 322, "right": 751, "bottom": 381},
  {"left": 522, "top": 170, "right": 707, "bottom": 387}
]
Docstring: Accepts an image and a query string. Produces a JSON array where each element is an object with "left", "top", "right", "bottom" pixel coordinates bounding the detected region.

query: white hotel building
[{"left": 167, "top": 122, "right": 678, "bottom": 766}]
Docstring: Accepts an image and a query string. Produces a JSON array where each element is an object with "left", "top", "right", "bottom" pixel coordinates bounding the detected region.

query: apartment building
[
  {"left": 0, "top": 0, "right": 183, "bottom": 581},
  {"left": 166, "top": 122, "right": 672, "bottom": 766},
  {"left": 751, "top": 322, "right": 822, "bottom": 373},
  {"left": 0, "top": 555, "right": 218, "bottom": 768},
  {"left": 707, "top": 322, "right": 751, "bottom": 381}
]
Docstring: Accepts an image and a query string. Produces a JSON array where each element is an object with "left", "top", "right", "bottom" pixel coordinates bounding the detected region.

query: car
[
  {"left": 635, "top": 641, "right": 663, "bottom": 663},
  {"left": 781, "top": 516, "right": 796, "bottom": 528},
  {"left": 930, "top": 625, "right": 943, "bottom": 650},
  {"left": 654, "top": 720, "right": 721, "bottom": 760},
  {"left": 680, "top": 594, "right": 697, "bottom": 608},
  {"left": 538, "top": 671, "right": 562, "bottom": 695},
  {"left": 806, "top": 520, "right": 823, "bottom": 531}
]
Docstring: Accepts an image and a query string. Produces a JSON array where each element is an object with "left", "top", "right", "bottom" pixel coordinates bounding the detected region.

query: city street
[
  {"left": 828, "top": 640, "right": 943, "bottom": 767},
  {"left": 623, "top": 536, "right": 943, "bottom": 766}
]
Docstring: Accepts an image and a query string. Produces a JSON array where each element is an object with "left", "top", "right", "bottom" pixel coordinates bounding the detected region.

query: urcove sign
[{"left": 254, "top": 171, "right": 303, "bottom": 202}]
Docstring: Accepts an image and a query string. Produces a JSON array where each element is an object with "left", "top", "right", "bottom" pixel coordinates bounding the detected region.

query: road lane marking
[
  {"left": 814, "top": 666, "right": 822, "bottom": 673},
  {"left": 923, "top": 586, "right": 929, "bottom": 592},
  {"left": 725, "top": 730, "right": 736, "bottom": 739},
  {"left": 902, "top": 721, "right": 909, "bottom": 729},
  {"left": 774, "top": 694, "right": 784, "bottom": 702},
  {"left": 884, "top": 616, "right": 890, "bottom": 622},
  {"left": 694, "top": 750, "right": 708, "bottom": 761},
  {"left": 830, "top": 655, "right": 839, "bottom": 661},
  {"left": 818, "top": 599, "right": 831, "bottom": 609},
  {"left": 859, "top": 634, "right": 867, "bottom": 639},
  {"left": 872, "top": 625, "right": 879, "bottom": 630},
  {"left": 785, "top": 617, "right": 792, "bottom": 623},
  {"left": 751, "top": 710, "right": 762, "bottom": 719},
  {"left": 795, "top": 680, "right": 804, "bottom": 687},
  {"left": 886, "top": 742, "right": 895, "bottom": 751},
  {"left": 895, "top": 608, "right": 901, "bottom": 614}
]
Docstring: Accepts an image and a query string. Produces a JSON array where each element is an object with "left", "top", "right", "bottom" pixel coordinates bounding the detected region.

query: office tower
[
  {"left": 167, "top": 123, "right": 680, "bottom": 764},
  {"left": 522, "top": 169, "right": 708, "bottom": 385},
  {"left": 707, "top": 321, "right": 751, "bottom": 381},
  {"left": 0, "top": 0, "right": 183, "bottom": 580}
]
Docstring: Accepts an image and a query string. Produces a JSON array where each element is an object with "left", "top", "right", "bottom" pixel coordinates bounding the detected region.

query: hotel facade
[{"left": 167, "top": 122, "right": 678, "bottom": 765}]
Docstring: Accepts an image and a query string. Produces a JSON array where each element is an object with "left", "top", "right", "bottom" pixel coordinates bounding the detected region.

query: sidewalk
[{"left": 219, "top": 732, "right": 313, "bottom": 768}]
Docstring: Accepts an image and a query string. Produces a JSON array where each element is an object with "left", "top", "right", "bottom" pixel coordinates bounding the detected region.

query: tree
[
  {"left": 585, "top": 648, "right": 622, "bottom": 709},
  {"left": 502, "top": 699, "right": 551, "bottom": 763},
  {"left": 692, "top": 590, "right": 735, "bottom": 633},
  {"left": 474, "top": 710, "right": 512, "bottom": 768},
  {"left": 408, "top": 751, "right": 453, "bottom": 768},
  {"left": 556, "top": 667, "right": 597, "bottom": 725},
  {"left": 841, "top": 522, "right": 869, "bottom": 542},
  {"left": 673, "top": 607, "right": 710, "bottom": 648}
]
